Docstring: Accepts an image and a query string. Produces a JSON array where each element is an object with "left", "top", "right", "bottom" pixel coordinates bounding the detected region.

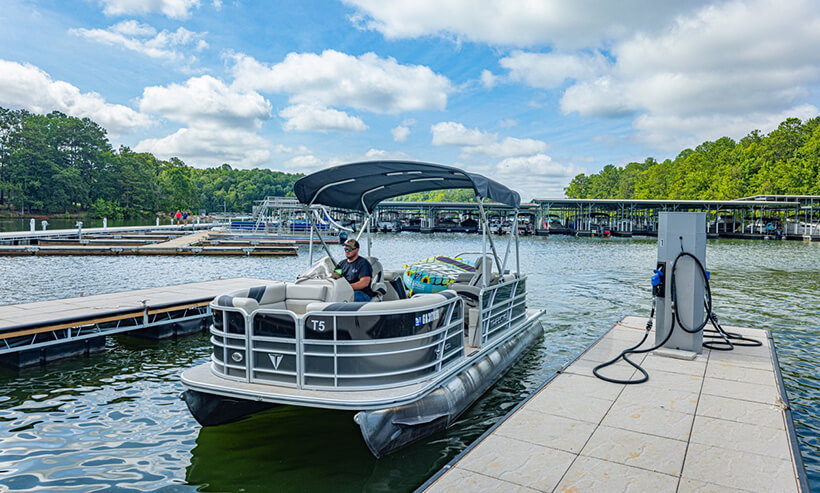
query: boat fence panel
[
  {"left": 210, "top": 306, "right": 253, "bottom": 382},
  {"left": 249, "top": 309, "right": 302, "bottom": 387},
  {"left": 301, "top": 297, "right": 464, "bottom": 390},
  {"left": 210, "top": 306, "right": 302, "bottom": 387},
  {"left": 210, "top": 296, "right": 467, "bottom": 391},
  {"left": 478, "top": 277, "right": 527, "bottom": 345}
]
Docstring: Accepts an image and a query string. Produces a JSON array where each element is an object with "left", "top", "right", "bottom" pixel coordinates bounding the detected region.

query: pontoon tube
[{"left": 354, "top": 317, "right": 543, "bottom": 457}]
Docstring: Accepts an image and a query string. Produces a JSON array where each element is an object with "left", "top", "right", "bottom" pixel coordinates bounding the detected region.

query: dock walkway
[
  {"left": 0, "top": 277, "right": 262, "bottom": 332},
  {"left": 424, "top": 316, "right": 807, "bottom": 492},
  {"left": 0, "top": 278, "right": 267, "bottom": 367}
]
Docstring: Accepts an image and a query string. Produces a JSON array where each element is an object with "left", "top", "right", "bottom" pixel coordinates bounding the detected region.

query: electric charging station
[
  {"left": 654, "top": 212, "right": 706, "bottom": 353},
  {"left": 594, "top": 210, "right": 761, "bottom": 385}
]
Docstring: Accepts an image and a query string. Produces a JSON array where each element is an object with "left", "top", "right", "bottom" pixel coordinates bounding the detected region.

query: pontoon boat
[{"left": 180, "top": 161, "right": 545, "bottom": 457}]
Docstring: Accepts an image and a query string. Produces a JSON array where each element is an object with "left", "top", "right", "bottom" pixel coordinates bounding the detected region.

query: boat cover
[{"left": 294, "top": 161, "right": 521, "bottom": 212}]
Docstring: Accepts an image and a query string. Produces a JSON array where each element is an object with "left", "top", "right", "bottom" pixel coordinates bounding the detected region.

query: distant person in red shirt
[{"left": 174, "top": 210, "right": 182, "bottom": 224}]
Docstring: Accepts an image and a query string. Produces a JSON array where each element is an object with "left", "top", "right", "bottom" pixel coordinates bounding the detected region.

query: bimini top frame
[
  {"left": 295, "top": 161, "right": 523, "bottom": 282},
  {"left": 294, "top": 160, "right": 521, "bottom": 213}
]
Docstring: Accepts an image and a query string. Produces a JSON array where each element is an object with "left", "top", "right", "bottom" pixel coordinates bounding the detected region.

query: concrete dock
[{"left": 423, "top": 316, "right": 808, "bottom": 492}]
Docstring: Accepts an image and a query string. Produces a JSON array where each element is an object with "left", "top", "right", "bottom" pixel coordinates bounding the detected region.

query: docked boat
[{"left": 180, "top": 161, "right": 545, "bottom": 457}]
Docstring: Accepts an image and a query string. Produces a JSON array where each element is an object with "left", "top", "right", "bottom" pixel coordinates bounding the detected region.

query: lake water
[{"left": 0, "top": 234, "right": 817, "bottom": 491}]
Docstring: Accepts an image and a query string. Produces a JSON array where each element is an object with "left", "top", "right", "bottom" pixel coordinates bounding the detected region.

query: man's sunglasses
[{"left": 344, "top": 247, "right": 358, "bottom": 252}]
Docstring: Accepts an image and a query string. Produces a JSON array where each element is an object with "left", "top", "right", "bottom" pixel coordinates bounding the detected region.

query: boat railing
[
  {"left": 209, "top": 295, "right": 464, "bottom": 391},
  {"left": 478, "top": 275, "right": 527, "bottom": 346}
]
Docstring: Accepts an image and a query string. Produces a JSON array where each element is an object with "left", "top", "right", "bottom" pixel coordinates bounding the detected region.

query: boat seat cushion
[
  {"left": 286, "top": 283, "right": 330, "bottom": 314},
  {"left": 286, "top": 283, "right": 329, "bottom": 301},
  {"left": 305, "top": 292, "right": 455, "bottom": 313},
  {"left": 214, "top": 283, "right": 287, "bottom": 312},
  {"left": 450, "top": 283, "right": 480, "bottom": 301},
  {"left": 366, "top": 257, "right": 388, "bottom": 298}
]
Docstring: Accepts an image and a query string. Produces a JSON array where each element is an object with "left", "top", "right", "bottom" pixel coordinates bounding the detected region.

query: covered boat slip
[{"left": 422, "top": 316, "right": 808, "bottom": 493}]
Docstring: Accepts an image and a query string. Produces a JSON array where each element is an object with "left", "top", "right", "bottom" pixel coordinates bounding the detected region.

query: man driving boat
[{"left": 337, "top": 239, "right": 375, "bottom": 302}]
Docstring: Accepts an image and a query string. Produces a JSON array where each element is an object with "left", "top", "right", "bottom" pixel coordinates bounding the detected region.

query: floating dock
[
  {"left": 0, "top": 277, "right": 265, "bottom": 368},
  {"left": 422, "top": 316, "right": 808, "bottom": 492},
  {"left": 0, "top": 230, "right": 297, "bottom": 256}
]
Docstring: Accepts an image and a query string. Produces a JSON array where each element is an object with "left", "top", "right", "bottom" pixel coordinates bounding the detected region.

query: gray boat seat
[{"left": 449, "top": 256, "right": 494, "bottom": 303}]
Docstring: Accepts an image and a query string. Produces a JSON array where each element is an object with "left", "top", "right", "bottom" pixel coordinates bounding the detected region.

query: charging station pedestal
[{"left": 655, "top": 212, "right": 706, "bottom": 354}]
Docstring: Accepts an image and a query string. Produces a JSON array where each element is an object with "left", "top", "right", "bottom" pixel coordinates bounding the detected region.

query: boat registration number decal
[{"left": 415, "top": 310, "right": 440, "bottom": 326}]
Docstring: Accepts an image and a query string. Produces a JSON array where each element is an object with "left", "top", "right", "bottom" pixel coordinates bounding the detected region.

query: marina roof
[{"left": 293, "top": 161, "right": 521, "bottom": 212}]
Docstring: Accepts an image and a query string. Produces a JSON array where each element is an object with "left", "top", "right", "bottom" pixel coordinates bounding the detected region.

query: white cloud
[
  {"left": 500, "top": 51, "right": 610, "bottom": 89},
  {"left": 633, "top": 104, "right": 820, "bottom": 150},
  {"left": 282, "top": 153, "right": 330, "bottom": 172},
  {"left": 497, "top": 0, "right": 820, "bottom": 150},
  {"left": 560, "top": 76, "right": 635, "bottom": 117},
  {"left": 279, "top": 103, "right": 367, "bottom": 132},
  {"left": 469, "top": 137, "right": 547, "bottom": 158},
  {"left": 230, "top": 50, "right": 451, "bottom": 113},
  {"left": 343, "top": 0, "right": 711, "bottom": 49},
  {"left": 140, "top": 75, "right": 271, "bottom": 129},
  {"left": 431, "top": 121, "right": 493, "bottom": 146},
  {"left": 480, "top": 69, "right": 498, "bottom": 88},
  {"left": 137, "top": 76, "right": 272, "bottom": 166},
  {"left": 71, "top": 21, "right": 208, "bottom": 66},
  {"left": 431, "top": 121, "right": 547, "bottom": 158},
  {"left": 496, "top": 154, "right": 584, "bottom": 198},
  {"left": 0, "top": 59, "right": 151, "bottom": 134},
  {"left": 135, "top": 127, "right": 270, "bottom": 167},
  {"left": 391, "top": 125, "right": 410, "bottom": 142},
  {"left": 280, "top": 149, "right": 410, "bottom": 173},
  {"left": 95, "top": 0, "right": 201, "bottom": 19},
  {"left": 499, "top": 118, "right": 518, "bottom": 128},
  {"left": 274, "top": 144, "right": 312, "bottom": 155}
]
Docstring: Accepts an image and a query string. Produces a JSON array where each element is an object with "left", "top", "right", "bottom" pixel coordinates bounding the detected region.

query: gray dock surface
[
  {"left": 424, "top": 316, "right": 807, "bottom": 492},
  {"left": 0, "top": 277, "right": 265, "bottom": 331}
]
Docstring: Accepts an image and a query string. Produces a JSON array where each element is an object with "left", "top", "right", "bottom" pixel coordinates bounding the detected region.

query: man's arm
[{"left": 349, "top": 276, "right": 371, "bottom": 290}]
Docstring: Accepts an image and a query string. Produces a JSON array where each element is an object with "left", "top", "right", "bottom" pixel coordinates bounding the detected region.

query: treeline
[
  {"left": 565, "top": 117, "right": 820, "bottom": 199},
  {"left": 0, "top": 107, "right": 302, "bottom": 218},
  {"left": 394, "top": 189, "right": 475, "bottom": 202}
]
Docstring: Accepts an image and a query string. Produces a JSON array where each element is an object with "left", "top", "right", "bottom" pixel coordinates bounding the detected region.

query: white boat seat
[
  {"left": 305, "top": 291, "right": 456, "bottom": 313},
  {"left": 213, "top": 278, "right": 354, "bottom": 316},
  {"left": 214, "top": 283, "right": 286, "bottom": 313},
  {"left": 366, "top": 257, "right": 388, "bottom": 299}
]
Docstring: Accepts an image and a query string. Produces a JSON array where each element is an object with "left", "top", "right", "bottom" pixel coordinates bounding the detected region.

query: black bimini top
[{"left": 293, "top": 161, "right": 521, "bottom": 213}]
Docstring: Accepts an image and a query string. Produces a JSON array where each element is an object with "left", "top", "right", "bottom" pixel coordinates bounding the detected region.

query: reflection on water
[{"left": 0, "top": 235, "right": 817, "bottom": 491}]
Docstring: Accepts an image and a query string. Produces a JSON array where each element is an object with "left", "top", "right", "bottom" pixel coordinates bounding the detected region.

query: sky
[{"left": 1, "top": 0, "right": 819, "bottom": 200}]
